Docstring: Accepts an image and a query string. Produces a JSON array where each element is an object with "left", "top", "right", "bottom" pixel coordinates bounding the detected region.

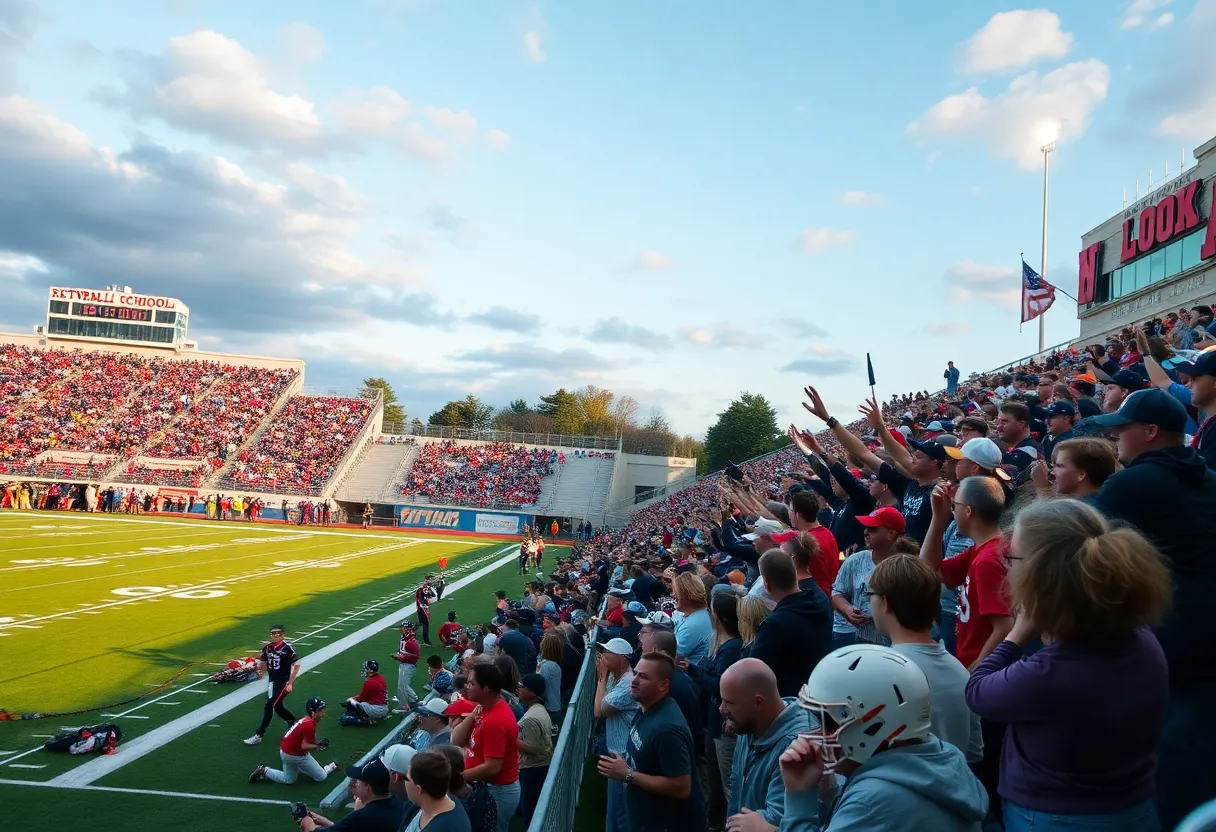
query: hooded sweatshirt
[
  {"left": 747, "top": 587, "right": 833, "bottom": 697},
  {"left": 780, "top": 736, "right": 988, "bottom": 832},
  {"left": 1094, "top": 446, "right": 1216, "bottom": 685},
  {"left": 728, "top": 698, "right": 815, "bottom": 825}
]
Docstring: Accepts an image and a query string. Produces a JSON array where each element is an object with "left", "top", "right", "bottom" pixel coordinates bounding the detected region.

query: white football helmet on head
[{"left": 796, "top": 644, "right": 933, "bottom": 772}]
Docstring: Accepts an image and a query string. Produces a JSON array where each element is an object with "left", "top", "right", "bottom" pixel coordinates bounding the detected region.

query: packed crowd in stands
[
  {"left": 404, "top": 441, "right": 557, "bottom": 507},
  {"left": 220, "top": 395, "right": 373, "bottom": 494}
]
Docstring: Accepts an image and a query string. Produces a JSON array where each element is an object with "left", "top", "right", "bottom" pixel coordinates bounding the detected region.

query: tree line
[{"left": 364, "top": 378, "right": 789, "bottom": 477}]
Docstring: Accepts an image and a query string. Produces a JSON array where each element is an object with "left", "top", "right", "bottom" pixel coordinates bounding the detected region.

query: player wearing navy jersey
[
  {"left": 415, "top": 577, "right": 436, "bottom": 646},
  {"left": 244, "top": 624, "right": 301, "bottom": 745}
]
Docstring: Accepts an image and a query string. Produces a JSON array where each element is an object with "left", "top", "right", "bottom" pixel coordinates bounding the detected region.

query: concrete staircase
[
  {"left": 333, "top": 443, "right": 419, "bottom": 503},
  {"left": 543, "top": 455, "right": 616, "bottom": 519}
]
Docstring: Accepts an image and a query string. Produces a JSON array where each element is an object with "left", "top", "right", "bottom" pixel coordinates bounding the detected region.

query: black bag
[{"left": 43, "top": 724, "right": 123, "bottom": 754}]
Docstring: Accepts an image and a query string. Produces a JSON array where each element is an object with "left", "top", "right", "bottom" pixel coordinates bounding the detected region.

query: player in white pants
[
  {"left": 393, "top": 620, "right": 420, "bottom": 709},
  {"left": 249, "top": 697, "right": 338, "bottom": 785}
]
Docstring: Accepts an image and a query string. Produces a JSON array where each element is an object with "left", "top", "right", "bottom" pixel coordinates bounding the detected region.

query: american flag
[{"left": 1021, "top": 260, "right": 1056, "bottom": 323}]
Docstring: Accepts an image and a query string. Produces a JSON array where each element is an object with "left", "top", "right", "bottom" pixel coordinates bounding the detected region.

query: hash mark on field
[
  {"left": 100, "top": 714, "right": 148, "bottom": 719},
  {"left": 181, "top": 690, "right": 210, "bottom": 695},
  {"left": 30, "top": 734, "right": 54, "bottom": 738},
  {"left": 192, "top": 673, "right": 211, "bottom": 677},
  {"left": 7, "top": 764, "right": 47, "bottom": 769},
  {"left": 154, "top": 701, "right": 181, "bottom": 706}
]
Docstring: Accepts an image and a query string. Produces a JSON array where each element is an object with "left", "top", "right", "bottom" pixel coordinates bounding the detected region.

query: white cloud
[
  {"left": 924, "top": 322, "right": 975, "bottom": 337},
  {"left": 677, "top": 323, "right": 760, "bottom": 350},
  {"left": 275, "top": 22, "right": 327, "bottom": 65},
  {"left": 839, "top": 190, "right": 887, "bottom": 207},
  {"left": 0, "top": 250, "right": 48, "bottom": 280},
  {"left": 1122, "top": 0, "right": 1173, "bottom": 29},
  {"left": 523, "top": 30, "right": 545, "bottom": 63},
  {"left": 961, "top": 10, "right": 1073, "bottom": 74},
  {"left": 780, "top": 345, "right": 856, "bottom": 376},
  {"left": 783, "top": 318, "right": 829, "bottom": 338},
  {"left": 796, "top": 227, "right": 854, "bottom": 254},
  {"left": 0, "top": 95, "right": 92, "bottom": 158},
  {"left": 943, "top": 260, "right": 1021, "bottom": 310},
  {"left": 424, "top": 107, "right": 478, "bottom": 143},
  {"left": 398, "top": 122, "right": 451, "bottom": 164},
  {"left": 626, "top": 250, "right": 675, "bottom": 271},
  {"left": 328, "top": 86, "right": 410, "bottom": 134},
  {"left": 486, "top": 128, "right": 511, "bottom": 151},
  {"left": 1154, "top": 0, "right": 1216, "bottom": 139},
  {"left": 909, "top": 59, "right": 1110, "bottom": 169}
]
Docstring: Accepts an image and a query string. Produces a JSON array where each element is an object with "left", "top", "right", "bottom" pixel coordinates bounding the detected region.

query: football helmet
[
  {"left": 796, "top": 645, "right": 932, "bottom": 772},
  {"left": 362, "top": 659, "right": 379, "bottom": 677},
  {"left": 305, "top": 696, "right": 328, "bottom": 714}
]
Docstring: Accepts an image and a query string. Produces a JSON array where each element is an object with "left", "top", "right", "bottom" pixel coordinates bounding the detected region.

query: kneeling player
[
  {"left": 249, "top": 696, "right": 338, "bottom": 785},
  {"left": 341, "top": 660, "right": 388, "bottom": 724}
]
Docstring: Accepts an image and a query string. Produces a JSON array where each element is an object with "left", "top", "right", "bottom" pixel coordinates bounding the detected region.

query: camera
[{"left": 290, "top": 802, "right": 309, "bottom": 821}]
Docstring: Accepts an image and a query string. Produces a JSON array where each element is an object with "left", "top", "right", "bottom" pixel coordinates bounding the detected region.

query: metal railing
[
  {"left": 320, "top": 713, "right": 419, "bottom": 812},
  {"left": 381, "top": 422, "right": 622, "bottom": 450},
  {"left": 527, "top": 607, "right": 602, "bottom": 832}
]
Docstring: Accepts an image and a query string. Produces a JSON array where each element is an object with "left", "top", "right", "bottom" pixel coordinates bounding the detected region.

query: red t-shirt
[
  {"left": 806, "top": 525, "right": 840, "bottom": 598},
  {"left": 355, "top": 674, "right": 387, "bottom": 706},
  {"left": 938, "top": 537, "right": 1011, "bottom": 668},
  {"left": 465, "top": 698, "right": 519, "bottom": 785},
  {"left": 280, "top": 716, "right": 316, "bottom": 755},
  {"left": 438, "top": 621, "right": 462, "bottom": 649}
]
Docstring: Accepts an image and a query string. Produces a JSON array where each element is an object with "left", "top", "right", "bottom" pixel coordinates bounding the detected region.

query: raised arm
[
  {"left": 803, "top": 386, "right": 885, "bottom": 474},
  {"left": 859, "top": 397, "right": 913, "bottom": 476}
]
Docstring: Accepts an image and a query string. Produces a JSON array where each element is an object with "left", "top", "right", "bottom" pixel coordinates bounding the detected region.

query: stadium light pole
[{"left": 1039, "top": 141, "right": 1056, "bottom": 353}]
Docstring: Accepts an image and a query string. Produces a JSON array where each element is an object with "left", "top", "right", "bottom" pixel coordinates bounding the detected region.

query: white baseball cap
[
  {"left": 743, "top": 518, "right": 786, "bottom": 541},
  {"left": 482, "top": 633, "right": 498, "bottom": 652},
  {"left": 382, "top": 744, "right": 416, "bottom": 775},
  {"left": 595, "top": 637, "right": 633, "bottom": 656},
  {"left": 417, "top": 698, "right": 449, "bottom": 717}
]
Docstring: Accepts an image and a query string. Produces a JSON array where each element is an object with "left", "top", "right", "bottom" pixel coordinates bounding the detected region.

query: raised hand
[
  {"left": 779, "top": 736, "right": 825, "bottom": 793},
  {"left": 858, "top": 397, "right": 884, "bottom": 431},
  {"left": 788, "top": 424, "right": 812, "bottom": 456},
  {"left": 930, "top": 481, "right": 955, "bottom": 518},
  {"left": 803, "top": 386, "right": 831, "bottom": 423},
  {"left": 1030, "top": 458, "right": 1051, "bottom": 490}
]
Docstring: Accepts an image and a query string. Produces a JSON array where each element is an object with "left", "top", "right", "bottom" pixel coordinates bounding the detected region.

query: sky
[{"left": 2, "top": 0, "right": 1215, "bottom": 438}]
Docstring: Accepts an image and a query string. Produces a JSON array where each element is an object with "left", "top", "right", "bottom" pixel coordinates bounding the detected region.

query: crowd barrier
[{"left": 320, "top": 714, "right": 420, "bottom": 811}]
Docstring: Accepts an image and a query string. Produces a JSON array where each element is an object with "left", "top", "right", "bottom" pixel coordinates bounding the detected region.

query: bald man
[{"left": 719, "top": 659, "right": 815, "bottom": 832}]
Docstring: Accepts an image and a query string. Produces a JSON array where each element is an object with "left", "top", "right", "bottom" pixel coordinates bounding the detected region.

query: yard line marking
[
  {"left": 48, "top": 546, "right": 517, "bottom": 787},
  {"left": 191, "top": 673, "right": 211, "bottom": 677},
  {"left": 154, "top": 701, "right": 181, "bottom": 706},
  {"left": 0, "top": 778, "right": 293, "bottom": 806},
  {"left": 30, "top": 734, "right": 54, "bottom": 738},
  {"left": 6, "top": 764, "right": 47, "bottom": 769},
  {"left": 99, "top": 714, "right": 149, "bottom": 719},
  {"left": 181, "top": 690, "right": 210, "bottom": 695},
  {"left": 0, "top": 539, "right": 424, "bottom": 631}
]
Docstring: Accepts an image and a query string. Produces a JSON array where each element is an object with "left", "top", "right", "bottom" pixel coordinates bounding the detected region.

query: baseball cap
[
  {"left": 624, "top": 601, "right": 647, "bottom": 616},
  {"left": 519, "top": 673, "right": 547, "bottom": 702},
  {"left": 1044, "top": 401, "right": 1077, "bottom": 418},
  {"left": 726, "top": 569, "right": 746, "bottom": 585},
  {"left": 417, "top": 699, "right": 449, "bottom": 717},
  {"left": 742, "top": 518, "right": 786, "bottom": 541},
  {"left": 444, "top": 698, "right": 477, "bottom": 717},
  {"left": 854, "top": 506, "right": 907, "bottom": 533},
  {"left": 769, "top": 529, "right": 799, "bottom": 545},
  {"left": 908, "top": 439, "right": 948, "bottom": 463},
  {"left": 933, "top": 434, "right": 959, "bottom": 447},
  {"left": 644, "top": 611, "right": 675, "bottom": 631},
  {"left": 607, "top": 587, "right": 631, "bottom": 598},
  {"left": 1092, "top": 388, "right": 1189, "bottom": 433},
  {"left": 381, "top": 744, "right": 416, "bottom": 776},
  {"left": 346, "top": 758, "right": 391, "bottom": 794},
  {"left": 1069, "top": 372, "right": 1097, "bottom": 383},
  {"left": 1109, "top": 369, "right": 1146, "bottom": 391},
  {"left": 1172, "top": 350, "right": 1216, "bottom": 377},
  {"left": 596, "top": 637, "right": 633, "bottom": 656},
  {"left": 888, "top": 429, "right": 909, "bottom": 448},
  {"left": 944, "top": 437, "right": 1002, "bottom": 469},
  {"left": 923, "top": 420, "right": 951, "bottom": 433},
  {"left": 482, "top": 633, "right": 498, "bottom": 652}
]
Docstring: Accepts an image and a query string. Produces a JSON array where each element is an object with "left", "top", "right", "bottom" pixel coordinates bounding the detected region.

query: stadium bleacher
[{"left": 403, "top": 440, "right": 557, "bottom": 507}]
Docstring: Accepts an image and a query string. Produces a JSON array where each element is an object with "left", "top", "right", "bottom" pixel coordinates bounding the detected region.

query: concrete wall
[
  {"left": 603, "top": 453, "right": 697, "bottom": 515},
  {"left": 1077, "top": 134, "right": 1216, "bottom": 342}
]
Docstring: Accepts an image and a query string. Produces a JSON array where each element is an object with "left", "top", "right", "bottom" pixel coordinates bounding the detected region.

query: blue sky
[{"left": 2, "top": 0, "right": 1214, "bottom": 436}]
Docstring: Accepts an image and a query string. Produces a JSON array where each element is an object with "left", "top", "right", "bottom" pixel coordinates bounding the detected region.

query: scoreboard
[{"left": 46, "top": 286, "right": 190, "bottom": 349}]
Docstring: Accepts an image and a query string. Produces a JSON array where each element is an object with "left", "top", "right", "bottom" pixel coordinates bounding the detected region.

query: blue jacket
[
  {"left": 729, "top": 699, "right": 814, "bottom": 825},
  {"left": 780, "top": 735, "right": 988, "bottom": 831}
]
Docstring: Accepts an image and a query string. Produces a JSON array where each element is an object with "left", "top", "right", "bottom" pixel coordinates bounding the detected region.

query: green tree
[
  {"left": 363, "top": 377, "right": 406, "bottom": 428},
  {"left": 703, "top": 392, "right": 785, "bottom": 472},
  {"left": 506, "top": 398, "right": 532, "bottom": 414},
  {"left": 536, "top": 388, "right": 585, "bottom": 435},
  {"left": 428, "top": 395, "right": 495, "bottom": 429}
]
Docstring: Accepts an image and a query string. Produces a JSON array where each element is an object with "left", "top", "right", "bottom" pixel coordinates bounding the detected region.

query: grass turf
[{"left": 0, "top": 510, "right": 561, "bottom": 830}]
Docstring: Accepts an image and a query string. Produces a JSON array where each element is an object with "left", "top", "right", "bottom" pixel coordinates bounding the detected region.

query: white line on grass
[
  {"left": 43, "top": 545, "right": 517, "bottom": 787},
  {"left": 0, "top": 778, "right": 292, "bottom": 807}
]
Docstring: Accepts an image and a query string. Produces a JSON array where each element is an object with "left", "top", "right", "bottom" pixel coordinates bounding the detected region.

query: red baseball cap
[
  {"left": 888, "top": 430, "right": 909, "bottom": 448},
  {"left": 855, "top": 506, "right": 906, "bottom": 533},
  {"left": 770, "top": 530, "right": 799, "bottom": 545},
  {"left": 444, "top": 698, "right": 476, "bottom": 717}
]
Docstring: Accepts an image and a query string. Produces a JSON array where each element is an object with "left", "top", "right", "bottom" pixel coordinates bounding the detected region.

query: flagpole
[{"left": 1039, "top": 141, "right": 1055, "bottom": 353}]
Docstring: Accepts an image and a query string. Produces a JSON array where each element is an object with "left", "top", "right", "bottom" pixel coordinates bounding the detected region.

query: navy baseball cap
[
  {"left": 1109, "top": 369, "right": 1147, "bottom": 391},
  {"left": 1172, "top": 351, "right": 1216, "bottom": 377},
  {"left": 346, "top": 758, "right": 390, "bottom": 794},
  {"left": 1092, "top": 388, "right": 1189, "bottom": 433},
  {"left": 908, "top": 439, "right": 948, "bottom": 462},
  {"left": 1044, "top": 401, "right": 1076, "bottom": 418}
]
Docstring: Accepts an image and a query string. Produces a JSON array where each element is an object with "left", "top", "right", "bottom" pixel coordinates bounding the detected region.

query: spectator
[
  {"left": 300, "top": 758, "right": 403, "bottom": 832},
  {"left": 383, "top": 744, "right": 420, "bottom": 829},
  {"left": 597, "top": 652, "right": 706, "bottom": 832},
  {"left": 594, "top": 637, "right": 641, "bottom": 832},
  {"left": 720, "top": 658, "right": 813, "bottom": 830},
  {"left": 747, "top": 548, "right": 832, "bottom": 698},
  {"left": 787, "top": 491, "right": 840, "bottom": 597},
  {"left": 598, "top": 600, "right": 645, "bottom": 651},
  {"left": 780, "top": 645, "right": 988, "bottom": 831},
  {"left": 672, "top": 572, "right": 712, "bottom": 665},
  {"left": 496, "top": 619, "right": 535, "bottom": 677},
  {"left": 410, "top": 699, "right": 453, "bottom": 751},
  {"left": 868, "top": 555, "right": 982, "bottom": 763},
  {"left": 644, "top": 629, "right": 707, "bottom": 806},
  {"left": 433, "top": 745, "right": 497, "bottom": 832},
  {"left": 425, "top": 655, "right": 457, "bottom": 702},
  {"left": 944, "top": 361, "right": 961, "bottom": 396},
  {"left": 515, "top": 673, "right": 553, "bottom": 824},
  {"left": 832, "top": 506, "right": 904, "bottom": 649},
  {"left": 1030, "top": 437, "right": 1117, "bottom": 501},
  {"left": 967, "top": 499, "right": 1171, "bottom": 832},
  {"left": 1091, "top": 388, "right": 1216, "bottom": 828},
  {"left": 401, "top": 750, "right": 471, "bottom": 832},
  {"left": 1173, "top": 350, "right": 1216, "bottom": 469},
  {"left": 449, "top": 663, "right": 520, "bottom": 832},
  {"left": 686, "top": 592, "right": 744, "bottom": 825},
  {"left": 537, "top": 631, "right": 565, "bottom": 728}
]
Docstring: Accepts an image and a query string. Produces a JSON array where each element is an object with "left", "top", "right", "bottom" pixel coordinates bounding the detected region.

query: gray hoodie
[
  {"left": 729, "top": 698, "right": 815, "bottom": 826},
  {"left": 779, "top": 735, "right": 988, "bottom": 832}
]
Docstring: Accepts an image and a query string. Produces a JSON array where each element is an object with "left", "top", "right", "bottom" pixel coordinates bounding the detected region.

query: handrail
[{"left": 381, "top": 423, "right": 621, "bottom": 450}]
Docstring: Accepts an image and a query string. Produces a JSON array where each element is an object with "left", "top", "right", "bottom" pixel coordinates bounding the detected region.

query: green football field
[{"left": 0, "top": 510, "right": 552, "bottom": 830}]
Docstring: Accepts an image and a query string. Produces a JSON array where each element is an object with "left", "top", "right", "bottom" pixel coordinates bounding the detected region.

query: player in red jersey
[{"left": 248, "top": 696, "right": 338, "bottom": 784}]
